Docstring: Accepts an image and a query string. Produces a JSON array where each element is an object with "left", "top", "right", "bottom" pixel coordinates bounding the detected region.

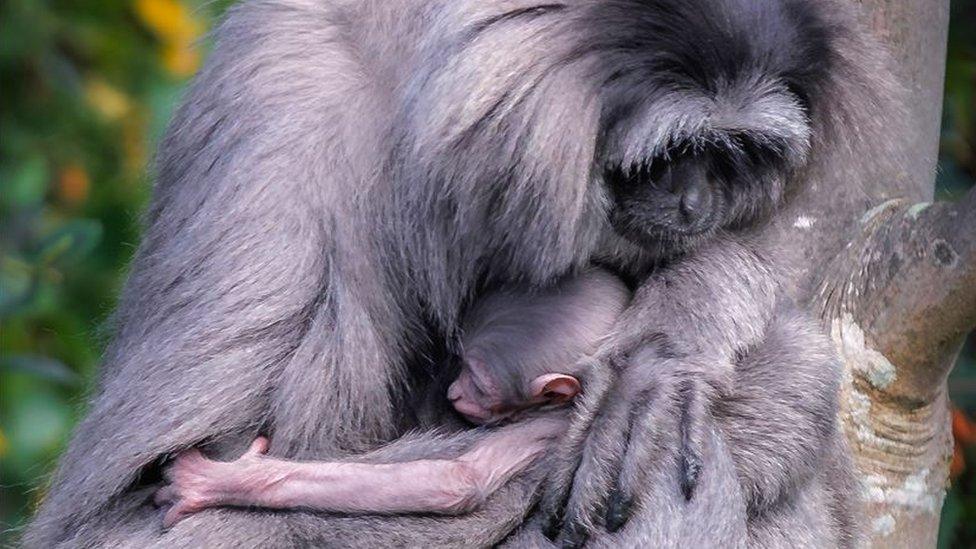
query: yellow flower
[
  {"left": 162, "top": 42, "right": 202, "bottom": 78},
  {"left": 134, "top": 0, "right": 203, "bottom": 44},
  {"left": 134, "top": 0, "right": 204, "bottom": 77},
  {"left": 85, "top": 78, "right": 132, "bottom": 120}
]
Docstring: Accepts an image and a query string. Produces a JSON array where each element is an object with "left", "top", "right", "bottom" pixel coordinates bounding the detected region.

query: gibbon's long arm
[
  {"left": 26, "top": 3, "right": 403, "bottom": 544},
  {"left": 156, "top": 418, "right": 567, "bottom": 525}
]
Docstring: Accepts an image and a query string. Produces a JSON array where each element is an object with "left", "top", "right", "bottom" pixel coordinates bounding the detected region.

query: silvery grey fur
[
  {"left": 538, "top": 239, "right": 859, "bottom": 547},
  {"left": 23, "top": 0, "right": 905, "bottom": 547}
]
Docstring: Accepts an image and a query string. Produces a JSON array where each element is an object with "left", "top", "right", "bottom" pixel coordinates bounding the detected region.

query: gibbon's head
[
  {"left": 448, "top": 269, "right": 628, "bottom": 424},
  {"left": 399, "top": 0, "right": 848, "bottom": 279},
  {"left": 587, "top": 0, "right": 836, "bottom": 258}
]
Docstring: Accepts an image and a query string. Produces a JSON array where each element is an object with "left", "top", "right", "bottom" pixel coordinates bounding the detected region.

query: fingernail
[
  {"left": 561, "top": 525, "right": 588, "bottom": 549},
  {"left": 605, "top": 491, "right": 631, "bottom": 532},
  {"left": 680, "top": 454, "right": 702, "bottom": 501},
  {"left": 543, "top": 516, "right": 561, "bottom": 541}
]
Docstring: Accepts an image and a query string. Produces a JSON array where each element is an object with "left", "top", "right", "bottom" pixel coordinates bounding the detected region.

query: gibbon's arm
[{"left": 156, "top": 418, "right": 567, "bottom": 525}]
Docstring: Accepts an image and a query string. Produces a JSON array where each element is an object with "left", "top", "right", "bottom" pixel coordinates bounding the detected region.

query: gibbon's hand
[
  {"left": 154, "top": 437, "right": 271, "bottom": 528},
  {"left": 541, "top": 340, "right": 723, "bottom": 547}
]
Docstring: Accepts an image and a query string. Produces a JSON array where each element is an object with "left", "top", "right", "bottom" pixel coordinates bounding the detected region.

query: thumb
[
  {"left": 163, "top": 502, "right": 191, "bottom": 529},
  {"left": 248, "top": 436, "right": 270, "bottom": 455}
]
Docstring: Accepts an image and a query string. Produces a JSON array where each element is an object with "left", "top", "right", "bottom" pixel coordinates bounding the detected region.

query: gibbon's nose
[
  {"left": 680, "top": 183, "right": 706, "bottom": 220},
  {"left": 447, "top": 380, "right": 463, "bottom": 401},
  {"left": 673, "top": 163, "right": 711, "bottom": 224}
]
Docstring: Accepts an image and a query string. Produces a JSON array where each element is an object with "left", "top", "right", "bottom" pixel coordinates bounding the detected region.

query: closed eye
[
  {"left": 606, "top": 159, "right": 670, "bottom": 192},
  {"left": 470, "top": 3, "right": 568, "bottom": 36},
  {"left": 469, "top": 376, "right": 488, "bottom": 399}
]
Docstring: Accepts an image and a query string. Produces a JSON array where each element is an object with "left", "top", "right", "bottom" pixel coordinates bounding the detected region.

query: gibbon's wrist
[{"left": 236, "top": 457, "right": 293, "bottom": 509}]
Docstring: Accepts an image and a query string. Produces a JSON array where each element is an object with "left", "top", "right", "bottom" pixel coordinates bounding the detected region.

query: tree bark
[
  {"left": 818, "top": 187, "right": 974, "bottom": 548},
  {"left": 802, "top": 1, "right": 969, "bottom": 547}
]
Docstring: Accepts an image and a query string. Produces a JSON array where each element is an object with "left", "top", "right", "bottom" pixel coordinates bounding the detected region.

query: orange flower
[
  {"left": 57, "top": 164, "right": 90, "bottom": 206},
  {"left": 953, "top": 407, "right": 976, "bottom": 446},
  {"left": 950, "top": 407, "right": 975, "bottom": 480}
]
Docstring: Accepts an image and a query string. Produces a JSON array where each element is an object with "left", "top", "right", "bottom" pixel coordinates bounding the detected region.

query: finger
[
  {"left": 154, "top": 485, "right": 176, "bottom": 507},
  {"left": 162, "top": 460, "right": 177, "bottom": 483},
  {"left": 249, "top": 436, "right": 270, "bottom": 455},
  {"left": 555, "top": 362, "right": 661, "bottom": 541},
  {"left": 162, "top": 501, "right": 191, "bottom": 529},
  {"left": 184, "top": 447, "right": 206, "bottom": 461},
  {"left": 540, "top": 360, "right": 615, "bottom": 530},
  {"left": 678, "top": 379, "right": 707, "bottom": 501},
  {"left": 541, "top": 418, "right": 599, "bottom": 538},
  {"left": 604, "top": 384, "right": 674, "bottom": 532},
  {"left": 170, "top": 447, "right": 204, "bottom": 465},
  {"left": 556, "top": 390, "right": 635, "bottom": 543}
]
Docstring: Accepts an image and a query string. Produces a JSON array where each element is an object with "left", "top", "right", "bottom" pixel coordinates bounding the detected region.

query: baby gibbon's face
[{"left": 447, "top": 357, "right": 580, "bottom": 425}]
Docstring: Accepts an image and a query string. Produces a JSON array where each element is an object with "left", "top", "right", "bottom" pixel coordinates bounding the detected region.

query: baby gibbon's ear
[{"left": 529, "top": 374, "right": 581, "bottom": 404}]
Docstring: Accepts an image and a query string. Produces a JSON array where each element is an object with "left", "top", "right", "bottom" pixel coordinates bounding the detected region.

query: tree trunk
[{"left": 790, "top": 1, "right": 973, "bottom": 547}]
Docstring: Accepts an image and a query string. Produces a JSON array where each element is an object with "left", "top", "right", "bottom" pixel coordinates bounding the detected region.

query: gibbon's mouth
[
  {"left": 451, "top": 398, "right": 493, "bottom": 424},
  {"left": 609, "top": 196, "right": 724, "bottom": 254},
  {"left": 651, "top": 211, "right": 722, "bottom": 237},
  {"left": 617, "top": 222, "right": 720, "bottom": 257}
]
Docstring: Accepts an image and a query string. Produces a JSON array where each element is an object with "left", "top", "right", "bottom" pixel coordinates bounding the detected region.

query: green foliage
[
  {"left": 0, "top": 0, "right": 972, "bottom": 544},
  {"left": 0, "top": 0, "right": 229, "bottom": 534}
]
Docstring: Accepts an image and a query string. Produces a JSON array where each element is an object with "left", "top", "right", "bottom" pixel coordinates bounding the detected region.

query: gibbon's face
[
  {"left": 447, "top": 355, "right": 581, "bottom": 425},
  {"left": 605, "top": 138, "right": 801, "bottom": 256},
  {"left": 584, "top": 0, "right": 833, "bottom": 259}
]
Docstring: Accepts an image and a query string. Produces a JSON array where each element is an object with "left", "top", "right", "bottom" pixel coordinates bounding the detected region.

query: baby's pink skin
[
  {"left": 447, "top": 358, "right": 502, "bottom": 423},
  {"left": 155, "top": 364, "right": 580, "bottom": 527},
  {"left": 447, "top": 358, "right": 581, "bottom": 424},
  {"left": 154, "top": 437, "right": 273, "bottom": 527},
  {"left": 155, "top": 417, "right": 568, "bottom": 527}
]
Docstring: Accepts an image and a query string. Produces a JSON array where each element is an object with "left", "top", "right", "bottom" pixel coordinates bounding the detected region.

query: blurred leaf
[
  {"left": 4, "top": 386, "right": 71, "bottom": 460},
  {"left": 0, "top": 0, "right": 49, "bottom": 62},
  {"left": 0, "top": 256, "right": 36, "bottom": 314},
  {"left": 938, "top": 490, "right": 962, "bottom": 548},
  {"left": 0, "top": 155, "right": 49, "bottom": 209},
  {"left": 40, "top": 50, "right": 84, "bottom": 98},
  {"left": 35, "top": 219, "right": 103, "bottom": 267},
  {"left": 0, "top": 355, "right": 79, "bottom": 386}
]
